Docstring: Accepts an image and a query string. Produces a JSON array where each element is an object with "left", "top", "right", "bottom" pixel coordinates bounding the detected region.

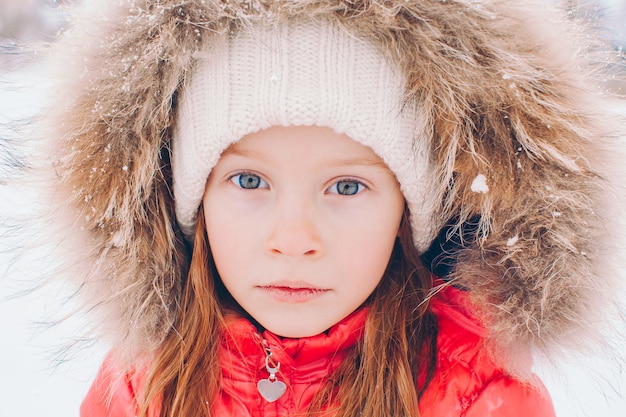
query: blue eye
[
  {"left": 329, "top": 180, "right": 366, "bottom": 196},
  {"left": 230, "top": 173, "right": 268, "bottom": 189}
]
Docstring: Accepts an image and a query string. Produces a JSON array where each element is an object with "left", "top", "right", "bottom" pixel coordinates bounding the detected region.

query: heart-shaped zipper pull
[
  {"left": 257, "top": 352, "right": 286, "bottom": 402},
  {"left": 257, "top": 378, "right": 287, "bottom": 402}
]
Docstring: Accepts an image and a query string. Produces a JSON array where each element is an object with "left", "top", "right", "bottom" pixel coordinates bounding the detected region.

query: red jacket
[{"left": 81, "top": 285, "right": 555, "bottom": 417}]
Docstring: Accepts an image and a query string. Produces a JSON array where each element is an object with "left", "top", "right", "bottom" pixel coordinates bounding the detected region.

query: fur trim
[{"left": 36, "top": 0, "right": 624, "bottom": 372}]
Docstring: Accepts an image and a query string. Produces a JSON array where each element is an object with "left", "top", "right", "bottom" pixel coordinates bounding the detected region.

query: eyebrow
[
  {"left": 325, "top": 157, "right": 390, "bottom": 170},
  {"left": 220, "top": 146, "right": 263, "bottom": 159},
  {"left": 219, "top": 146, "right": 283, "bottom": 167},
  {"left": 222, "top": 147, "right": 389, "bottom": 169}
]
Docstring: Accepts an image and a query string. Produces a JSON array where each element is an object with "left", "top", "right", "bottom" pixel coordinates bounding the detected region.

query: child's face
[{"left": 203, "top": 126, "right": 404, "bottom": 338}]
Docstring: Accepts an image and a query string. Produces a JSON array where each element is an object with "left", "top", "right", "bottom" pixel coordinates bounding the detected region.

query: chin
[{"left": 263, "top": 321, "right": 331, "bottom": 339}]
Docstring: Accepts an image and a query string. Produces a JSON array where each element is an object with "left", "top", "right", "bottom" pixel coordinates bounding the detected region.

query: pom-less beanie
[{"left": 173, "top": 19, "right": 438, "bottom": 252}]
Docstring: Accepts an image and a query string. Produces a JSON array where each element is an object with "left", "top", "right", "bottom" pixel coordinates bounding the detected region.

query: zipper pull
[{"left": 256, "top": 339, "right": 286, "bottom": 402}]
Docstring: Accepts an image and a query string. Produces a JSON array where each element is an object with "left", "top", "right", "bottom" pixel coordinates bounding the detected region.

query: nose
[{"left": 265, "top": 195, "right": 324, "bottom": 259}]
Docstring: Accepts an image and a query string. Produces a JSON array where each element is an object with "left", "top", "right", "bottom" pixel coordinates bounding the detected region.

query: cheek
[
  {"left": 203, "top": 197, "right": 270, "bottom": 285},
  {"left": 204, "top": 203, "right": 245, "bottom": 272},
  {"left": 334, "top": 219, "right": 399, "bottom": 280},
  {"left": 345, "top": 203, "right": 402, "bottom": 250}
]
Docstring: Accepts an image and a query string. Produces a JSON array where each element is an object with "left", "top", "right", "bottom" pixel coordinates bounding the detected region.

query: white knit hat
[{"left": 173, "top": 19, "right": 438, "bottom": 252}]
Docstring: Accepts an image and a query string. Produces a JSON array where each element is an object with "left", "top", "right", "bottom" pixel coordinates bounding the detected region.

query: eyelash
[
  {"left": 326, "top": 178, "right": 368, "bottom": 196},
  {"left": 227, "top": 172, "right": 368, "bottom": 196},
  {"left": 228, "top": 172, "right": 269, "bottom": 190}
]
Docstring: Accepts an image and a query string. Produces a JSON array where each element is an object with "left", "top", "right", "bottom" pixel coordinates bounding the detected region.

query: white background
[{"left": 1, "top": 1, "right": 626, "bottom": 416}]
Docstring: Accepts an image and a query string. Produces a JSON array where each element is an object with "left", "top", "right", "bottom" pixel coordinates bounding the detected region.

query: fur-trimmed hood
[{"left": 36, "top": 0, "right": 624, "bottom": 371}]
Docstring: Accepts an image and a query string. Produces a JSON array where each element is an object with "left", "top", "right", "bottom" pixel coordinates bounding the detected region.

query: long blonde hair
[{"left": 140, "top": 205, "right": 438, "bottom": 417}]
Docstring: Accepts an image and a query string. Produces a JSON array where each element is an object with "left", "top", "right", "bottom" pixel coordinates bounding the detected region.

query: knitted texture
[{"left": 173, "top": 19, "right": 437, "bottom": 252}]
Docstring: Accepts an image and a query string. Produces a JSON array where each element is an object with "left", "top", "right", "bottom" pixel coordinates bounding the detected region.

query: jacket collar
[{"left": 221, "top": 308, "right": 366, "bottom": 372}]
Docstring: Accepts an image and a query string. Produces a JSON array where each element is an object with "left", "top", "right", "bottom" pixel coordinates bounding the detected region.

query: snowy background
[{"left": 1, "top": 1, "right": 625, "bottom": 416}]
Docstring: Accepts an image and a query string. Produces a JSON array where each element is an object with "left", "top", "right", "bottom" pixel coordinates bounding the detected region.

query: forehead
[{"left": 221, "top": 125, "right": 391, "bottom": 169}]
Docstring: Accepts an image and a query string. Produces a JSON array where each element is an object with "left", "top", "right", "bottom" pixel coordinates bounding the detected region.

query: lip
[{"left": 257, "top": 282, "right": 329, "bottom": 303}]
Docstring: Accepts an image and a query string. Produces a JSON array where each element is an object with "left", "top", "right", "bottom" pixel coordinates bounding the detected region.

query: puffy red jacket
[{"left": 81, "top": 285, "right": 555, "bottom": 417}]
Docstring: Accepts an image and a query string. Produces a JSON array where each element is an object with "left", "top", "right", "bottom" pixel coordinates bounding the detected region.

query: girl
[{"left": 37, "top": 0, "right": 622, "bottom": 416}]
